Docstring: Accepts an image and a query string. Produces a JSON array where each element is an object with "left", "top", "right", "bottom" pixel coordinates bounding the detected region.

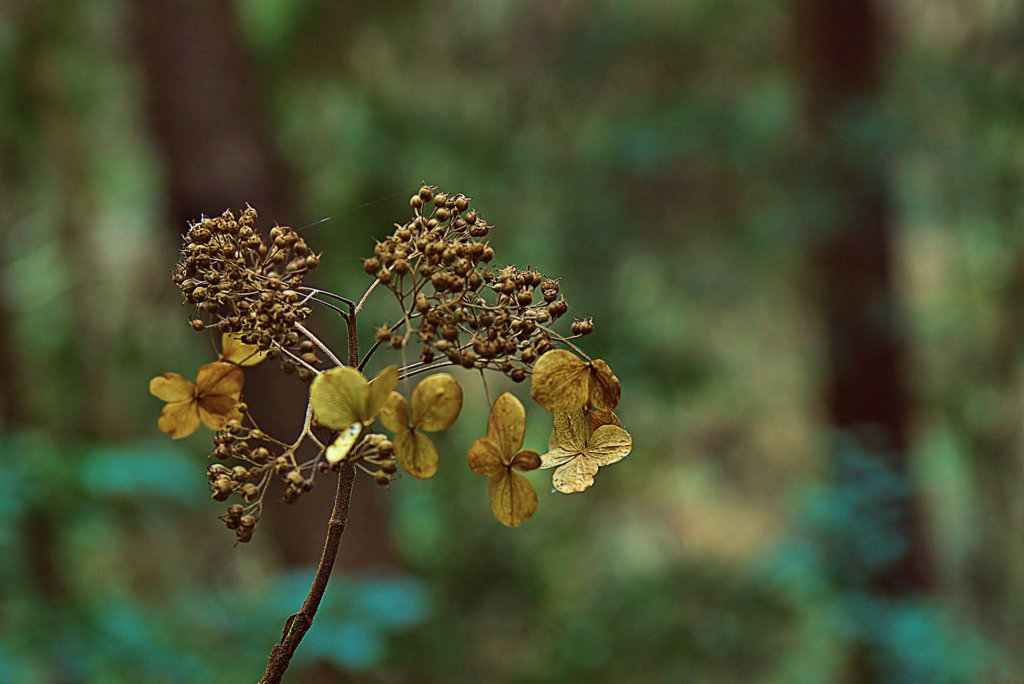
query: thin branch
[
  {"left": 296, "top": 322, "right": 344, "bottom": 367},
  {"left": 258, "top": 463, "right": 357, "bottom": 684},
  {"left": 354, "top": 278, "right": 381, "bottom": 316}
]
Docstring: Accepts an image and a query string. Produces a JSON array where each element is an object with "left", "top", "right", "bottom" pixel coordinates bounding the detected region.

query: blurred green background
[{"left": 2, "top": 0, "right": 1024, "bottom": 682}]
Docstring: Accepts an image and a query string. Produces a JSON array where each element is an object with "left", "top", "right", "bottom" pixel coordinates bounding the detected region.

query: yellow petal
[
  {"left": 586, "top": 424, "right": 632, "bottom": 466},
  {"left": 394, "top": 428, "right": 440, "bottom": 479},
  {"left": 157, "top": 400, "right": 201, "bottom": 439},
  {"left": 198, "top": 392, "right": 240, "bottom": 419},
  {"left": 540, "top": 445, "right": 578, "bottom": 469},
  {"left": 326, "top": 423, "right": 363, "bottom": 464},
  {"left": 529, "top": 349, "right": 588, "bottom": 412},
  {"left": 220, "top": 332, "right": 268, "bottom": 366},
  {"left": 551, "top": 410, "right": 588, "bottom": 453},
  {"left": 511, "top": 449, "right": 541, "bottom": 472},
  {"left": 488, "top": 470, "right": 538, "bottom": 527},
  {"left": 587, "top": 359, "right": 620, "bottom": 411},
  {"left": 364, "top": 365, "right": 399, "bottom": 421},
  {"left": 551, "top": 455, "right": 599, "bottom": 494},
  {"left": 410, "top": 373, "right": 462, "bottom": 432},
  {"left": 310, "top": 366, "right": 366, "bottom": 430},
  {"left": 486, "top": 392, "right": 526, "bottom": 456},
  {"left": 198, "top": 402, "right": 240, "bottom": 431},
  {"left": 467, "top": 437, "right": 506, "bottom": 477},
  {"left": 150, "top": 373, "right": 194, "bottom": 402},
  {"left": 379, "top": 391, "right": 408, "bottom": 433},
  {"left": 196, "top": 362, "right": 244, "bottom": 396}
]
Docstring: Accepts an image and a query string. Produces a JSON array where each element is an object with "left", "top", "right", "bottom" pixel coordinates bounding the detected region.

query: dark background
[{"left": 2, "top": 1, "right": 1023, "bottom": 682}]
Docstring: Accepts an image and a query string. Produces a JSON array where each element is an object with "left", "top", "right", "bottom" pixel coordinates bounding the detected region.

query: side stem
[{"left": 258, "top": 463, "right": 357, "bottom": 683}]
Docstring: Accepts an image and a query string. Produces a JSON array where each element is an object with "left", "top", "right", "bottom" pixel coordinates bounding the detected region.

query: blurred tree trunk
[
  {"left": 129, "top": 0, "right": 394, "bottom": 571},
  {"left": 797, "top": 0, "right": 930, "bottom": 597}
]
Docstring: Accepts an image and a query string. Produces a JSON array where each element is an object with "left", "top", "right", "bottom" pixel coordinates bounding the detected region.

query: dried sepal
[
  {"left": 220, "top": 332, "right": 268, "bottom": 366},
  {"left": 150, "top": 362, "right": 244, "bottom": 439},
  {"left": 379, "top": 391, "right": 408, "bottom": 434},
  {"left": 540, "top": 408, "right": 631, "bottom": 493},
  {"left": 529, "top": 350, "right": 620, "bottom": 413},
  {"left": 410, "top": 373, "right": 463, "bottom": 431},
  {"left": 380, "top": 373, "right": 463, "bottom": 479},
  {"left": 309, "top": 365, "right": 399, "bottom": 431},
  {"left": 394, "top": 428, "right": 440, "bottom": 479},
  {"left": 325, "top": 422, "right": 362, "bottom": 465},
  {"left": 488, "top": 470, "right": 538, "bottom": 528},
  {"left": 467, "top": 393, "right": 541, "bottom": 526}
]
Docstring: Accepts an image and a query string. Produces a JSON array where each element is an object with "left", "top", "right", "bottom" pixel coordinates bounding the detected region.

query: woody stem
[{"left": 257, "top": 462, "right": 357, "bottom": 684}]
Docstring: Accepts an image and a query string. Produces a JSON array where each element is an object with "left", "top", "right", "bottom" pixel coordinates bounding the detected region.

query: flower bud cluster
[
  {"left": 207, "top": 417, "right": 316, "bottom": 542},
  {"left": 173, "top": 207, "right": 319, "bottom": 355},
  {"left": 369, "top": 185, "right": 576, "bottom": 380}
]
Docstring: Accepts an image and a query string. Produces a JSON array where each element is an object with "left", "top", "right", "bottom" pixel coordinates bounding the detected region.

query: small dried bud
[
  {"left": 374, "top": 471, "right": 392, "bottom": 486},
  {"left": 190, "top": 319, "right": 206, "bottom": 331},
  {"left": 411, "top": 195, "right": 424, "bottom": 209},
  {"left": 364, "top": 257, "right": 381, "bottom": 274}
]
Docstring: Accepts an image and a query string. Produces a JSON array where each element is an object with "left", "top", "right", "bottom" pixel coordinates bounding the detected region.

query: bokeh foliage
[{"left": 2, "top": 0, "right": 1023, "bottom": 681}]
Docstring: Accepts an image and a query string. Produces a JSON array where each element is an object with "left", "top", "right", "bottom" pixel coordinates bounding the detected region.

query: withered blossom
[
  {"left": 530, "top": 349, "right": 620, "bottom": 413},
  {"left": 541, "top": 408, "right": 631, "bottom": 493},
  {"left": 467, "top": 393, "right": 541, "bottom": 527},
  {"left": 149, "top": 362, "right": 244, "bottom": 439},
  {"left": 380, "top": 373, "right": 462, "bottom": 478}
]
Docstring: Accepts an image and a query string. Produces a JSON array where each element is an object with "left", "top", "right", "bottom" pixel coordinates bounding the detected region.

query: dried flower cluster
[
  {"left": 150, "top": 185, "right": 632, "bottom": 542},
  {"left": 173, "top": 206, "right": 324, "bottom": 380},
  {"left": 366, "top": 187, "right": 580, "bottom": 381}
]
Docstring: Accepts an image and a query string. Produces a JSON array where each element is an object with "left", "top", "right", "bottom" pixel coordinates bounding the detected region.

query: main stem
[{"left": 258, "top": 309, "right": 363, "bottom": 684}]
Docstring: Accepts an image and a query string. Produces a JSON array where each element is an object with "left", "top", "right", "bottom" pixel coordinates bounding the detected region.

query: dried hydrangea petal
[
  {"left": 587, "top": 359, "right": 620, "bottom": 411},
  {"left": 489, "top": 470, "right": 538, "bottom": 527},
  {"left": 586, "top": 425, "right": 632, "bottom": 466},
  {"left": 325, "top": 423, "right": 363, "bottom": 465},
  {"left": 487, "top": 392, "right": 527, "bottom": 455},
  {"left": 310, "top": 367, "right": 367, "bottom": 430},
  {"left": 379, "top": 391, "right": 408, "bottom": 433},
  {"left": 220, "top": 333, "right": 267, "bottom": 366},
  {"left": 411, "top": 373, "right": 462, "bottom": 432},
  {"left": 158, "top": 400, "right": 200, "bottom": 439},
  {"left": 365, "top": 366, "right": 399, "bottom": 421},
  {"left": 529, "top": 350, "right": 588, "bottom": 412},
  {"left": 467, "top": 437, "right": 505, "bottom": 477},
  {"left": 510, "top": 450, "right": 541, "bottom": 472},
  {"left": 149, "top": 373, "right": 194, "bottom": 403},
  {"left": 195, "top": 362, "right": 245, "bottom": 397},
  {"left": 551, "top": 457, "right": 600, "bottom": 494},
  {"left": 551, "top": 410, "right": 588, "bottom": 453},
  {"left": 394, "top": 429, "right": 440, "bottom": 479}
]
